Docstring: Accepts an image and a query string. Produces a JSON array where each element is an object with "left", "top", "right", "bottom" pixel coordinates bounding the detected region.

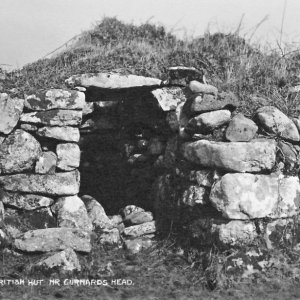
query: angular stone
[
  {"left": 123, "top": 221, "right": 156, "bottom": 238},
  {"left": 14, "top": 228, "right": 91, "bottom": 253},
  {"left": 187, "top": 110, "right": 231, "bottom": 133},
  {"left": 98, "top": 228, "right": 121, "bottom": 246},
  {"left": 37, "top": 126, "right": 80, "bottom": 142},
  {"left": 25, "top": 89, "right": 85, "bottom": 111},
  {"left": 20, "top": 124, "right": 38, "bottom": 132},
  {"left": 124, "top": 238, "right": 153, "bottom": 254},
  {"left": 52, "top": 195, "right": 92, "bottom": 231},
  {"left": 0, "top": 170, "right": 80, "bottom": 196},
  {"left": 0, "top": 93, "right": 24, "bottom": 134},
  {"left": 167, "top": 66, "right": 204, "bottom": 86},
  {"left": 20, "top": 110, "right": 82, "bottom": 126},
  {"left": 109, "top": 215, "right": 124, "bottom": 232},
  {"left": 1, "top": 192, "right": 54, "bottom": 210},
  {"left": 56, "top": 143, "right": 80, "bottom": 171},
  {"left": 151, "top": 87, "right": 186, "bottom": 111},
  {"left": 181, "top": 185, "right": 208, "bottom": 206},
  {"left": 33, "top": 248, "right": 81, "bottom": 273},
  {"left": 226, "top": 113, "right": 258, "bottom": 142},
  {"left": 189, "top": 81, "right": 218, "bottom": 95},
  {"left": 35, "top": 151, "right": 57, "bottom": 174},
  {"left": 0, "top": 129, "right": 42, "bottom": 174},
  {"left": 182, "top": 139, "right": 276, "bottom": 172},
  {"left": 124, "top": 211, "right": 153, "bottom": 226},
  {"left": 81, "top": 195, "right": 113, "bottom": 230},
  {"left": 210, "top": 173, "right": 300, "bottom": 219},
  {"left": 82, "top": 102, "right": 94, "bottom": 116},
  {"left": 120, "top": 205, "right": 145, "bottom": 219},
  {"left": 256, "top": 106, "right": 299, "bottom": 141},
  {"left": 65, "top": 73, "right": 161, "bottom": 89},
  {"left": 191, "top": 91, "right": 239, "bottom": 113}
]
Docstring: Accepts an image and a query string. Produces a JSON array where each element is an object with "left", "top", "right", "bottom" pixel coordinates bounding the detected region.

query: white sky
[{"left": 1, "top": 0, "right": 300, "bottom": 68}]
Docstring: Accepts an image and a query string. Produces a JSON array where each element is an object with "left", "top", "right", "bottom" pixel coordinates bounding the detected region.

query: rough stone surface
[
  {"left": 124, "top": 238, "right": 153, "bottom": 254},
  {"left": 151, "top": 87, "right": 187, "bottom": 111},
  {"left": 20, "top": 110, "right": 82, "bottom": 126},
  {"left": 263, "top": 217, "right": 300, "bottom": 249},
  {"left": 189, "top": 81, "right": 218, "bottom": 95},
  {"left": 210, "top": 173, "right": 300, "bottom": 219},
  {"left": 20, "top": 124, "right": 38, "bottom": 132},
  {"left": 123, "top": 221, "right": 156, "bottom": 238},
  {"left": 33, "top": 248, "right": 81, "bottom": 273},
  {"left": 226, "top": 113, "right": 258, "bottom": 142},
  {"left": 37, "top": 126, "right": 80, "bottom": 142},
  {"left": 256, "top": 106, "right": 300, "bottom": 141},
  {"left": 81, "top": 195, "right": 113, "bottom": 230},
  {"left": 181, "top": 185, "right": 208, "bottom": 206},
  {"left": 0, "top": 170, "right": 80, "bottom": 196},
  {"left": 14, "top": 228, "right": 91, "bottom": 253},
  {"left": 187, "top": 110, "right": 231, "bottom": 133},
  {"left": 66, "top": 73, "right": 162, "bottom": 89},
  {"left": 278, "top": 140, "right": 299, "bottom": 170},
  {"left": 1, "top": 192, "right": 54, "bottom": 210},
  {"left": 121, "top": 205, "right": 145, "bottom": 219},
  {"left": 35, "top": 151, "right": 57, "bottom": 174},
  {"left": 0, "top": 93, "right": 24, "bottom": 134},
  {"left": 0, "top": 129, "right": 42, "bottom": 174},
  {"left": 0, "top": 201, "right": 4, "bottom": 223},
  {"left": 56, "top": 143, "right": 80, "bottom": 171},
  {"left": 182, "top": 139, "right": 276, "bottom": 172},
  {"left": 191, "top": 91, "right": 239, "bottom": 113},
  {"left": 52, "top": 196, "right": 93, "bottom": 231},
  {"left": 25, "top": 89, "right": 85, "bottom": 111},
  {"left": 124, "top": 211, "right": 154, "bottom": 226}
]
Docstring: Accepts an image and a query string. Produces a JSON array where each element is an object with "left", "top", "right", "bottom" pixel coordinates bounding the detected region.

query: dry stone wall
[{"left": 1, "top": 66, "right": 300, "bottom": 274}]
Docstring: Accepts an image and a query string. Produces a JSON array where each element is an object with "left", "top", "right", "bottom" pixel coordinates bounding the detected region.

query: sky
[{"left": 1, "top": 0, "right": 300, "bottom": 69}]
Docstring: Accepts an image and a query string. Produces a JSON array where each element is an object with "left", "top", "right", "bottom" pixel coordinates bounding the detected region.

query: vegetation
[
  {"left": 2, "top": 17, "right": 300, "bottom": 299},
  {"left": 1, "top": 17, "right": 300, "bottom": 116}
]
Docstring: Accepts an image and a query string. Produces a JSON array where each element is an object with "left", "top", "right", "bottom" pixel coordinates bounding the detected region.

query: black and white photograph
[{"left": 1, "top": 0, "right": 300, "bottom": 299}]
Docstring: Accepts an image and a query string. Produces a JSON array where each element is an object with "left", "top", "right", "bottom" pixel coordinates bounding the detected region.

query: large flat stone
[
  {"left": 14, "top": 228, "right": 91, "bottom": 253},
  {"left": 65, "top": 73, "right": 162, "bottom": 89},
  {"left": 25, "top": 89, "right": 85, "bottom": 111},
  {"left": 0, "top": 93, "right": 24, "bottom": 134},
  {"left": 0, "top": 170, "right": 80, "bottom": 196},
  {"left": 1, "top": 192, "right": 54, "bottom": 210},
  {"left": 20, "top": 110, "right": 82, "bottom": 126},
  {"left": 256, "top": 106, "right": 299, "bottom": 141},
  {"left": 37, "top": 126, "right": 80, "bottom": 142},
  {"left": 187, "top": 110, "right": 231, "bottom": 133},
  {"left": 0, "top": 129, "right": 42, "bottom": 174},
  {"left": 182, "top": 139, "right": 276, "bottom": 172},
  {"left": 210, "top": 173, "right": 300, "bottom": 219}
]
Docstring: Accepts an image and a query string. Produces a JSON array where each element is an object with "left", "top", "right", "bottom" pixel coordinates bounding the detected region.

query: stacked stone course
[{"left": 1, "top": 67, "right": 300, "bottom": 274}]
